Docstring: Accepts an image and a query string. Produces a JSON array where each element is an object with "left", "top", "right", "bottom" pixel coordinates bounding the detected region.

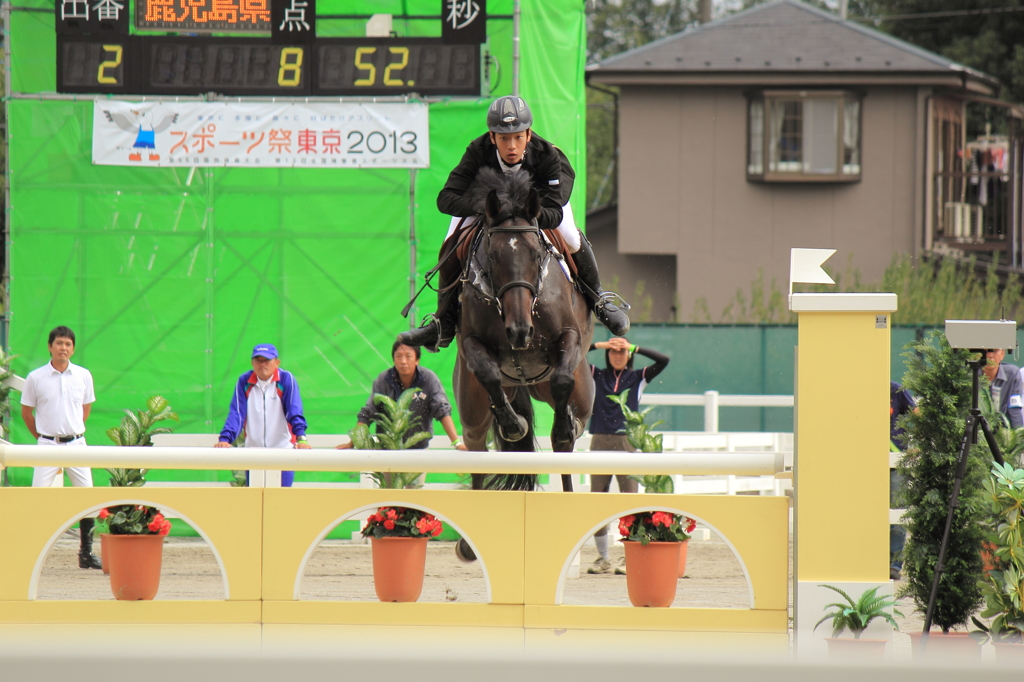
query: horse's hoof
[
  {"left": 455, "top": 538, "right": 477, "bottom": 563},
  {"left": 573, "top": 418, "right": 585, "bottom": 439},
  {"left": 498, "top": 414, "right": 529, "bottom": 442}
]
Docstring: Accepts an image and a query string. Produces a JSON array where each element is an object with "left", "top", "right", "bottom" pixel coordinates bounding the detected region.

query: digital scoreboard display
[
  {"left": 56, "top": 36, "right": 480, "bottom": 96},
  {"left": 315, "top": 39, "right": 478, "bottom": 96},
  {"left": 55, "top": 0, "right": 484, "bottom": 96}
]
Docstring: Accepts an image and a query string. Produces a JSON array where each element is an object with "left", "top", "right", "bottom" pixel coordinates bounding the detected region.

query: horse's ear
[
  {"left": 528, "top": 188, "right": 541, "bottom": 221},
  {"left": 485, "top": 189, "right": 501, "bottom": 221}
]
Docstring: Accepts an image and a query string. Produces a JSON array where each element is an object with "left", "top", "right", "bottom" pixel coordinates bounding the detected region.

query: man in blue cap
[{"left": 214, "top": 343, "right": 310, "bottom": 487}]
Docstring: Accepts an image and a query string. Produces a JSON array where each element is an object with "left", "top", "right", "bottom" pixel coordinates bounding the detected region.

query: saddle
[{"left": 454, "top": 222, "right": 579, "bottom": 278}]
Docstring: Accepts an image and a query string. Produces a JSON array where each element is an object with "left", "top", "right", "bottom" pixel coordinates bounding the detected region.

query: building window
[{"left": 747, "top": 91, "right": 861, "bottom": 181}]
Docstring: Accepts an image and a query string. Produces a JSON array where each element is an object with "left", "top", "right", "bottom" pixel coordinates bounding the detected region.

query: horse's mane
[{"left": 466, "top": 168, "right": 535, "bottom": 220}]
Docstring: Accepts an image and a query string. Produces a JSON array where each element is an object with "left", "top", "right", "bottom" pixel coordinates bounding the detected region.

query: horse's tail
[{"left": 487, "top": 386, "right": 537, "bottom": 491}]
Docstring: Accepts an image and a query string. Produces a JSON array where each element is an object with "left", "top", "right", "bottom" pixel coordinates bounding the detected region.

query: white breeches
[
  {"left": 445, "top": 201, "right": 581, "bottom": 254},
  {"left": 32, "top": 436, "right": 93, "bottom": 488}
]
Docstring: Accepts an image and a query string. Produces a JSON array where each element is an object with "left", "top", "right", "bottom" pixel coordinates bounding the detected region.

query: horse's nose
[{"left": 506, "top": 320, "right": 534, "bottom": 351}]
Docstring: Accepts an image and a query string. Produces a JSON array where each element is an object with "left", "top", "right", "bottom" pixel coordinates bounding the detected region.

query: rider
[{"left": 398, "top": 95, "right": 631, "bottom": 352}]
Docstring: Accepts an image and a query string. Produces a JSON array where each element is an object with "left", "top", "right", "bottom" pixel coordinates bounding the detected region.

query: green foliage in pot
[
  {"left": 105, "top": 396, "right": 179, "bottom": 488},
  {"left": 978, "top": 389, "right": 1024, "bottom": 469},
  {"left": 0, "top": 348, "right": 18, "bottom": 486},
  {"left": 970, "top": 462, "right": 1024, "bottom": 644},
  {"left": 348, "top": 388, "right": 431, "bottom": 489},
  {"left": 608, "top": 388, "right": 673, "bottom": 493},
  {"left": 897, "top": 331, "right": 988, "bottom": 632},
  {"left": 813, "top": 585, "right": 903, "bottom": 639}
]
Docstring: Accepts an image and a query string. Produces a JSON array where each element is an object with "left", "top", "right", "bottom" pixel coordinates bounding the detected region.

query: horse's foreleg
[
  {"left": 462, "top": 336, "right": 529, "bottom": 442},
  {"left": 549, "top": 329, "right": 585, "bottom": 452}
]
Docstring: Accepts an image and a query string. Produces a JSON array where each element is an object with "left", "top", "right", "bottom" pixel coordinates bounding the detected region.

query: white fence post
[{"left": 704, "top": 390, "right": 720, "bottom": 433}]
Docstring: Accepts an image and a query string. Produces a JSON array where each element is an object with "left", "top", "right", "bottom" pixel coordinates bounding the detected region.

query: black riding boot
[
  {"left": 397, "top": 291, "right": 458, "bottom": 353},
  {"left": 78, "top": 517, "right": 102, "bottom": 569},
  {"left": 571, "top": 237, "right": 631, "bottom": 336}
]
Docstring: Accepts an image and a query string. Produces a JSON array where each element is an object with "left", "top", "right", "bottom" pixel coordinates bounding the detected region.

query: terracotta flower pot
[
  {"left": 826, "top": 637, "right": 888, "bottom": 662},
  {"left": 908, "top": 632, "right": 981, "bottom": 663},
  {"left": 677, "top": 539, "right": 690, "bottom": 578},
  {"left": 100, "top": 533, "right": 110, "bottom": 575},
  {"left": 622, "top": 540, "right": 680, "bottom": 607},
  {"left": 105, "top": 534, "right": 165, "bottom": 601},
  {"left": 994, "top": 641, "right": 1024, "bottom": 664},
  {"left": 370, "top": 536, "right": 428, "bottom": 603}
]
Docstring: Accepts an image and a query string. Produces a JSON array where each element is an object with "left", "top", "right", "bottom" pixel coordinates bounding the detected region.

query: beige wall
[{"left": 615, "top": 85, "right": 922, "bottom": 320}]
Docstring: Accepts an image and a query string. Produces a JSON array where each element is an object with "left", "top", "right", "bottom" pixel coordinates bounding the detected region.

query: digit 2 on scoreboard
[{"left": 57, "top": 36, "right": 130, "bottom": 94}]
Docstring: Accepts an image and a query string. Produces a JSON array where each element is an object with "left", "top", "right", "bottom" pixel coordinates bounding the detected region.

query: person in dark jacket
[
  {"left": 585, "top": 336, "right": 670, "bottom": 575},
  {"left": 398, "top": 95, "right": 630, "bottom": 352}
]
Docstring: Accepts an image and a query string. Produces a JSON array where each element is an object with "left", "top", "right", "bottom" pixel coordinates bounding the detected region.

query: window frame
[{"left": 746, "top": 89, "right": 863, "bottom": 183}]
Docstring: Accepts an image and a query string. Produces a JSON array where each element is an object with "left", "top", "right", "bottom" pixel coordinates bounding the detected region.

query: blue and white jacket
[{"left": 218, "top": 368, "right": 308, "bottom": 448}]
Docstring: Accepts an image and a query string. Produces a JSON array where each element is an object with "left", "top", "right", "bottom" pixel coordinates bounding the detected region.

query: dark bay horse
[{"left": 453, "top": 169, "right": 595, "bottom": 495}]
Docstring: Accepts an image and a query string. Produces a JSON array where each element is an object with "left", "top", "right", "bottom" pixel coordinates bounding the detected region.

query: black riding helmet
[{"left": 487, "top": 96, "right": 533, "bottom": 134}]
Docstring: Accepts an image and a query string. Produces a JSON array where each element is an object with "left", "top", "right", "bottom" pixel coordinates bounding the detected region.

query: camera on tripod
[{"left": 944, "top": 319, "right": 1016, "bottom": 351}]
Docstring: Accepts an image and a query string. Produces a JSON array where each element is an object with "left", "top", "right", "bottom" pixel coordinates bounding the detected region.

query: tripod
[{"left": 921, "top": 351, "right": 1005, "bottom": 639}]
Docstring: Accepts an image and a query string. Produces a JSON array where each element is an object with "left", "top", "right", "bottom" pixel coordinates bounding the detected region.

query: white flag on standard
[{"left": 789, "top": 248, "right": 836, "bottom": 302}]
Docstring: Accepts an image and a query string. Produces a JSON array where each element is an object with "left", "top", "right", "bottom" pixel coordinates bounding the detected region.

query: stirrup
[{"left": 596, "top": 291, "right": 631, "bottom": 311}]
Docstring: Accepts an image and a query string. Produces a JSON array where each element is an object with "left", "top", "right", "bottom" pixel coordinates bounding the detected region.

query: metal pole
[
  {"left": 512, "top": 0, "right": 521, "bottom": 96},
  {"left": 408, "top": 168, "right": 417, "bottom": 329},
  {"left": 2, "top": 0, "right": 13, "bottom": 352}
]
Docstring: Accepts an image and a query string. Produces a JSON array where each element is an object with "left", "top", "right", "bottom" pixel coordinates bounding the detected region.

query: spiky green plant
[
  {"left": 813, "top": 585, "right": 903, "bottom": 639},
  {"left": 105, "top": 396, "right": 179, "bottom": 487},
  {"left": 897, "top": 331, "right": 988, "bottom": 632},
  {"left": 348, "top": 388, "right": 431, "bottom": 489},
  {"left": 971, "top": 462, "right": 1024, "bottom": 644},
  {"left": 607, "top": 389, "right": 672, "bottom": 493}
]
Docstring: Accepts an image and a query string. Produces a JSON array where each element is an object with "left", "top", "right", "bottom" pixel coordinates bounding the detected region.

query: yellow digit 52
[
  {"left": 383, "top": 47, "right": 409, "bottom": 86},
  {"left": 97, "top": 45, "right": 123, "bottom": 85},
  {"left": 354, "top": 47, "right": 377, "bottom": 86},
  {"left": 277, "top": 47, "right": 303, "bottom": 87}
]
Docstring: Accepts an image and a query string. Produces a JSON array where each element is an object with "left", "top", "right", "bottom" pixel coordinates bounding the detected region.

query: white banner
[{"left": 91, "top": 101, "right": 429, "bottom": 168}]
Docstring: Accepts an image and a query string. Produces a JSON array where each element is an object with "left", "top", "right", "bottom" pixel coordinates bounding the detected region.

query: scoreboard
[{"left": 55, "top": 0, "right": 485, "bottom": 97}]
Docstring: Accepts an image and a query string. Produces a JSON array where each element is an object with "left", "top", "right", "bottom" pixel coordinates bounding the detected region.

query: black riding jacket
[{"left": 437, "top": 132, "right": 575, "bottom": 231}]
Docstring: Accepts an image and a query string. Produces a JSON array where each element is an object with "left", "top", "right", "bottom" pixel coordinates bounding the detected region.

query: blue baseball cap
[{"left": 252, "top": 344, "right": 279, "bottom": 359}]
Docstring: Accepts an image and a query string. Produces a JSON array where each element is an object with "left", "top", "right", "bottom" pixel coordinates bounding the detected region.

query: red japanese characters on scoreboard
[{"left": 137, "top": 0, "right": 271, "bottom": 32}]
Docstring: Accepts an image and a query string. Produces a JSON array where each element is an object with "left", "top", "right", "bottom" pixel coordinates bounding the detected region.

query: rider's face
[{"left": 490, "top": 130, "right": 532, "bottom": 165}]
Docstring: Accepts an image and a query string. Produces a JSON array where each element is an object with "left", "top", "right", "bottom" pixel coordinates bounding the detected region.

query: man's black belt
[{"left": 39, "top": 434, "right": 83, "bottom": 443}]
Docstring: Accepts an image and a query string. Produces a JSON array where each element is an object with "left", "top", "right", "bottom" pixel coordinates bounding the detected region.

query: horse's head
[{"left": 479, "top": 171, "right": 544, "bottom": 350}]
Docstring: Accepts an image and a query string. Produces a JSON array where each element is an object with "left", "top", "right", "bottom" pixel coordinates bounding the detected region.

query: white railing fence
[{"left": 639, "top": 391, "right": 794, "bottom": 433}]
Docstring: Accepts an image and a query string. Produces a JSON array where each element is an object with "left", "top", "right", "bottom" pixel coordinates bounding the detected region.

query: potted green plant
[
  {"left": 971, "top": 462, "right": 1024, "bottom": 663},
  {"left": 349, "top": 388, "right": 440, "bottom": 600},
  {"left": 617, "top": 511, "right": 696, "bottom": 607},
  {"left": 96, "top": 396, "right": 178, "bottom": 588},
  {"left": 813, "top": 585, "right": 903, "bottom": 660},
  {"left": 609, "top": 389, "right": 691, "bottom": 577},
  {"left": 898, "top": 332, "right": 987, "bottom": 658},
  {"left": 360, "top": 507, "right": 444, "bottom": 602}
]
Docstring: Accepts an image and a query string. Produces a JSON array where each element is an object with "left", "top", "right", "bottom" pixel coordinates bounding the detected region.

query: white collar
[{"left": 497, "top": 150, "right": 524, "bottom": 174}]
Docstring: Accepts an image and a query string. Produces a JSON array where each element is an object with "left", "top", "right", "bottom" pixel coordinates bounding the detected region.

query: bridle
[{"left": 479, "top": 218, "right": 550, "bottom": 318}]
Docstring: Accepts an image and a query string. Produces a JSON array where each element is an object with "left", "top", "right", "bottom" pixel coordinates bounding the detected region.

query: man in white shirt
[{"left": 20, "top": 325, "right": 101, "bottom": 569}]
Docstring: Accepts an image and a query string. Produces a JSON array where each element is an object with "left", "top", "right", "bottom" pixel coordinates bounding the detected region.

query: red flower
[
  {"left": 98, "top": 508, "right": 110, "bottom": 520},
  {"left": 685, "top": 518, "right": 697, "bottom": 534},
  {"left": 651, "top": 511, "right": 674, "bottom": 528},
  {"left": 158, "top": 520, "right": 171, "bottom": 536},
  {"left": 384, "top": 520, "right": 395, "bottom": 530},
  {"left": 386, "top": 509, "right": 398, "bottom": 521},
  {"left": 430, "top": 521, "right": 443, "bottom": 537}
]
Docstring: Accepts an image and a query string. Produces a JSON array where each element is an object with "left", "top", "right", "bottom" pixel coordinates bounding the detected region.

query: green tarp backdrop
[{"left": 4, "top": 0, "right": 587, "bottom": 486}]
